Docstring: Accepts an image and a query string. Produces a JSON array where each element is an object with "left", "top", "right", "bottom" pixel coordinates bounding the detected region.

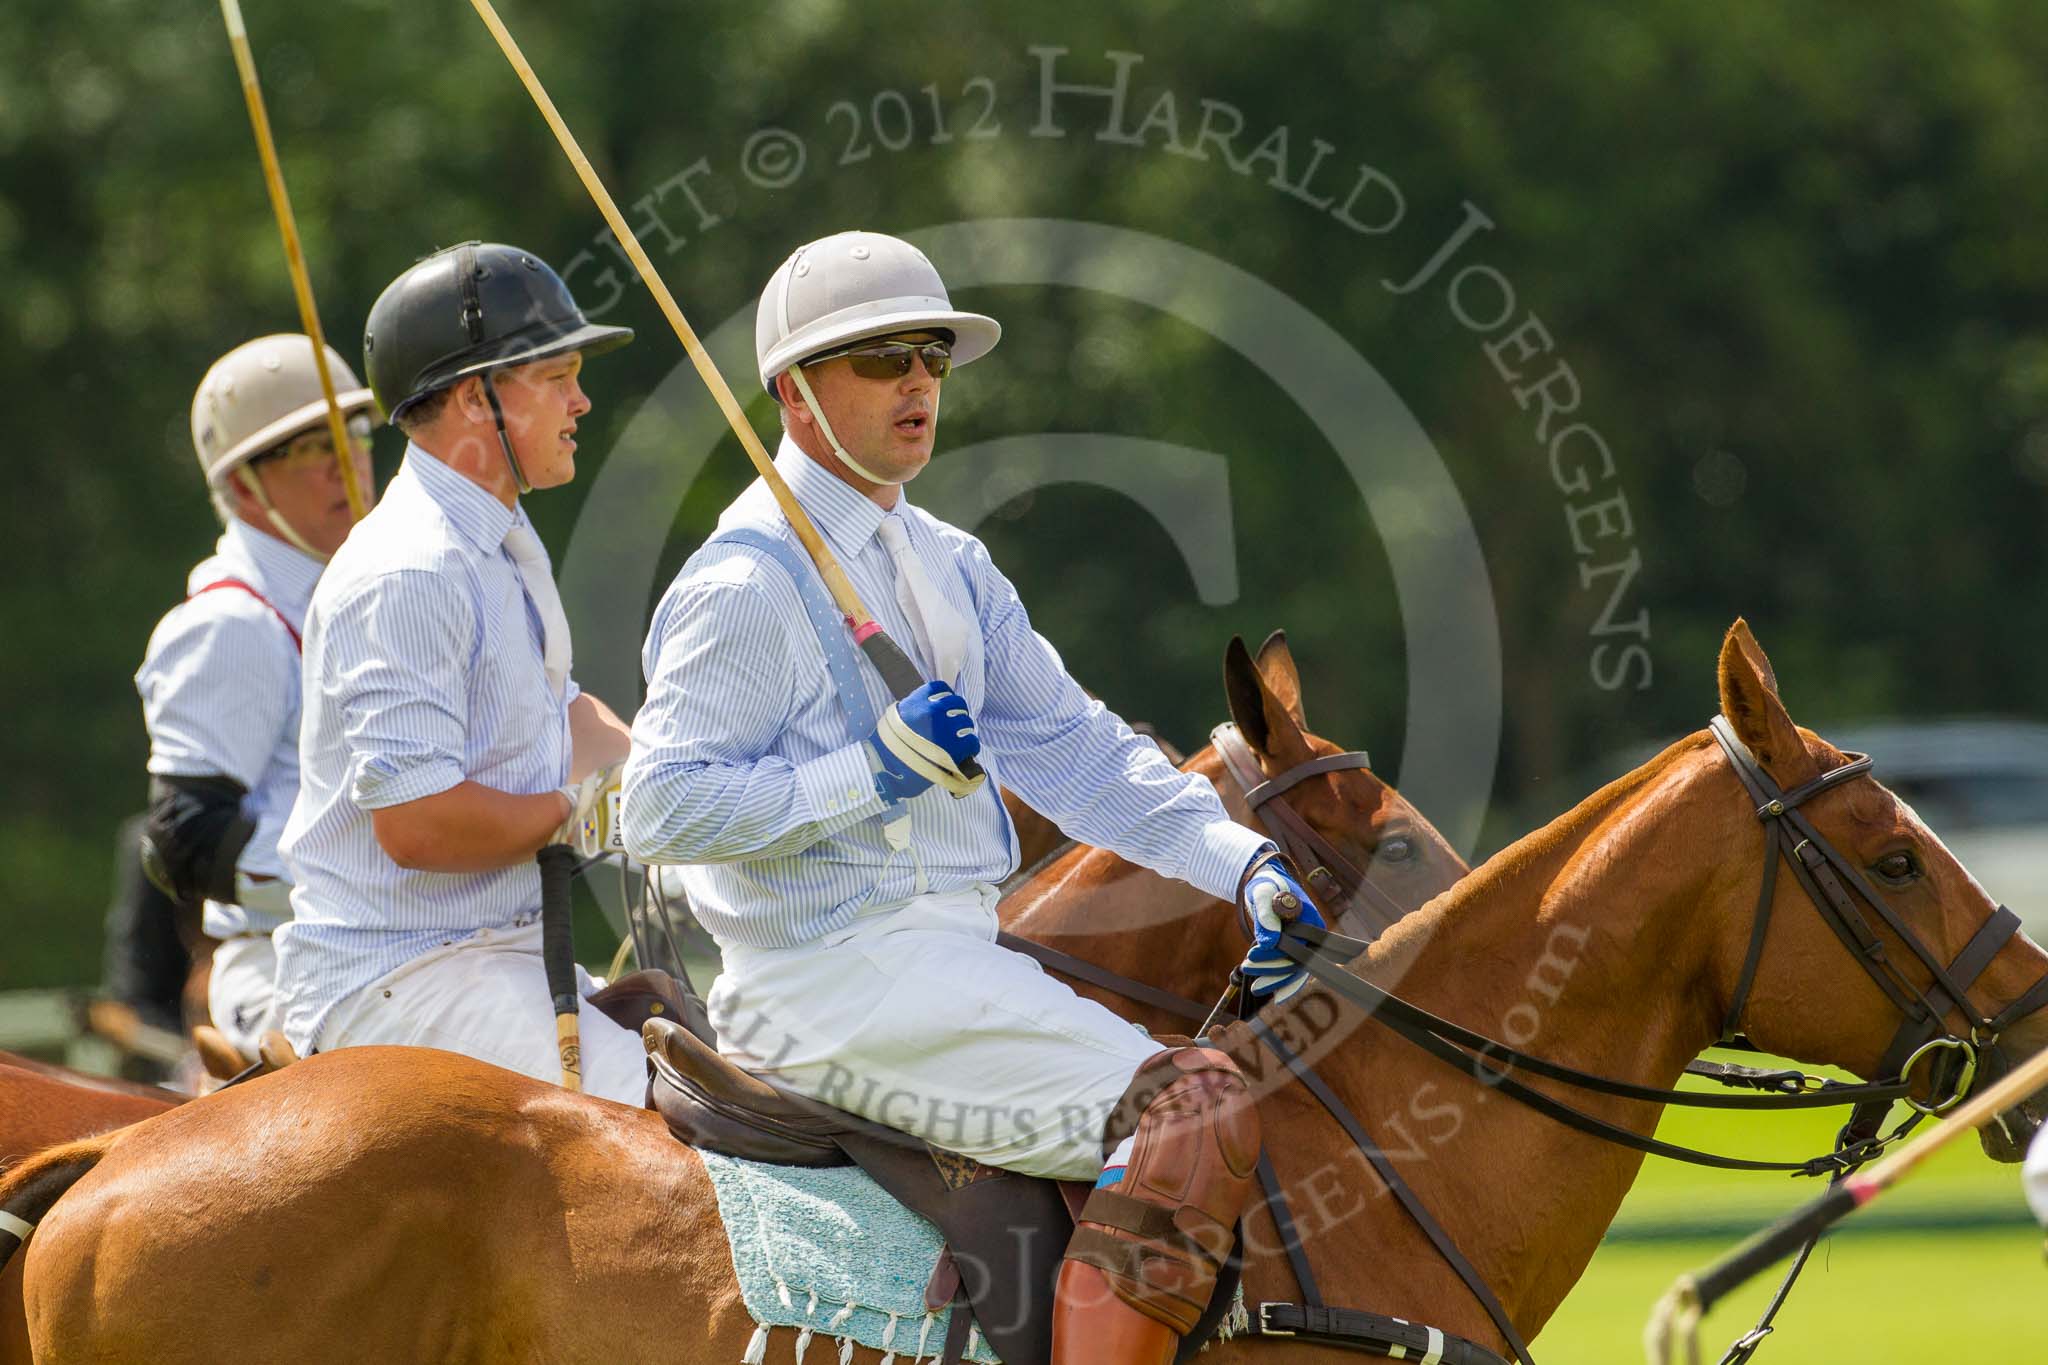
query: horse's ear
[
  {"left": 1717, "top": 619, "right": 1815, "bottom": 784},
  {"left": 1225, "top": 633, "right": 1315, "bottom": 768},
  {"left": 1253, "top": 629, "right": 1308, "bottom": 730},
  {"left": 1224, "top": 636, "right": 1270, "bottom": 752}
]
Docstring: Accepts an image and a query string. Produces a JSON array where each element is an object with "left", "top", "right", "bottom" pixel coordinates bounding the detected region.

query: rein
[{"left": 1278, "top": 925, "right": 1919, "bottom": 1170}]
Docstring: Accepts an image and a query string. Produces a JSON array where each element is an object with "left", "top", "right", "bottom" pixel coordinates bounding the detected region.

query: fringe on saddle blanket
[{"left": 699, "top": 1150, "right": 1252, "bottom": 1363}]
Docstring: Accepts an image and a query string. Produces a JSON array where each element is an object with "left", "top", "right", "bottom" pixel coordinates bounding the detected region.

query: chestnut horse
[
  {"left": 11, "top": 623, "right": 2048, "bottom": 1363},
  {"left": 0, "top": 1058, "right": 177, "bottom": 1365},
  {"left": 0, "top": 1056, "right": 177, "bottom": 1164}
]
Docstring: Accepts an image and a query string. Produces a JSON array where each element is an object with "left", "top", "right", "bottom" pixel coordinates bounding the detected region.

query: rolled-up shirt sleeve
[
  {"left": 967, "top": 537, "right": 1268, "bottom": 902},
  {"left": 321, "top": 569, "right": 475, "bottom": 811},
  {"left": 623, "top": 573, "right": 884, "bottom": 864}
]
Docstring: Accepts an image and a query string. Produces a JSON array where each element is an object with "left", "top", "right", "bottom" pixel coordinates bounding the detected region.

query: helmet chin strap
[
  {"left": 787, "top": 366, "right": 903, "bottom": 487},
  {"left": 480, "top": 372, "right": 533, "bottom": 495},
  {"left": 233, "top": 465, "right": 327, "bottom": 562}
]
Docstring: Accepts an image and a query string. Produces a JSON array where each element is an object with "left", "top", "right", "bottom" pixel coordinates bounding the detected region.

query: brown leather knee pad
[{"left": 1060, "top": 1047, "right": 1261, "bottom": 1335}]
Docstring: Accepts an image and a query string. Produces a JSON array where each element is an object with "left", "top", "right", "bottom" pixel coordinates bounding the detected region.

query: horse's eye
[
  {"left": 1377, "top": 835, "right": 1416, "bottom": 865},
  {"left": 1872, "top": 850, "right": 1920, "bottom": 885}
]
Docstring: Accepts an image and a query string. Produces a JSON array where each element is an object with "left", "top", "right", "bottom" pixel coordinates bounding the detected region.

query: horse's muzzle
[{"left": 1975, "top": 1042, "right": 2048, "bottom": 1162}]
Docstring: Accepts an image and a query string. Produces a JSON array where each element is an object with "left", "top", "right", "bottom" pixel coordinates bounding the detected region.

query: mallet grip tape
[
  {"left": 854, "top": 624, "right": 985, "bottom": 782},
  {"left": 537, "top": 842, "right": 582, "bottom": 1090}
]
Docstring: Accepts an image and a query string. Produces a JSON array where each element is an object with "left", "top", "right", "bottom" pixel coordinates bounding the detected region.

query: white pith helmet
[
  {"left": 190, "top": 334, "right": 374, "bottom": 486},
  {"left": 755, "top": 231, "right": 1000, "bottom": 399}
]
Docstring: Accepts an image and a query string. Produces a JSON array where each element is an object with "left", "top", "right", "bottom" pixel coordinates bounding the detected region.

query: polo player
[
  {"left": 136, "top": 335, "right": 376, "bottom": 1062},
  {"left": 270, "top": 243, "right": 649, "bottom": 1101},
  {"left": 621, "top": 230, "right": 1334, "bottom": 1362}
]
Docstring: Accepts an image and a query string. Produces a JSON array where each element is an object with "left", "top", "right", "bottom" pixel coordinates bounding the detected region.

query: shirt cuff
[
  {"left": 795, "top": 742, "right": 887, "bottom": 825},
  {"left": 351, "top": 754, "right": 466, "bottom": 810},
  {"left": 1184, "top": 821, "right": 1277, "bottom": 903}
]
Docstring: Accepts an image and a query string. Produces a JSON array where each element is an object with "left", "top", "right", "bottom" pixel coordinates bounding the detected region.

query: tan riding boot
[
  {"left": 191, "top": 1024, "right": 249, "bottom": 1082},
  {"left": 1051, "top": 1260, "right": 1178, "bottom": 1364},
  {"left": 1050, "top": 1047, "right": 1261, "bottom": 1365}
]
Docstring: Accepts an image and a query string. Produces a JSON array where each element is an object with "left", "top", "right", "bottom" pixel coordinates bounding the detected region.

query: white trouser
[
  {"left": 208, "top": 934, "right": 281, "bottom": 1059},
  {"left": 315, "top": 921, "right": 647, "bottom": 1105},
  {"left": 708, "top": 884, "right": 1161, "bottom": 1180}
]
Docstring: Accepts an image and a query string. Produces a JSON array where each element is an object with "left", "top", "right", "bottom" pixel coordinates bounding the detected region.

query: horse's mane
[{"left": 1395, "top": 729, "right": 1719, "bottom": 938}]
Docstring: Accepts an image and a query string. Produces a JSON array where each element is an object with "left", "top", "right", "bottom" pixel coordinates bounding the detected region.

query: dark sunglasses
[{"left": 805, "top": 339, "right": 952, "bottom": 382}]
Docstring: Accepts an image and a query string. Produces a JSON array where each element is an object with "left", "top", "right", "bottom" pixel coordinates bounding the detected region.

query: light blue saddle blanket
[
  {"left": 701, "top": 1149, "right": 998, "bottom": 1362},
  {"left": 700, "top": 1150, "right": 1251, "bottom": 1364}
]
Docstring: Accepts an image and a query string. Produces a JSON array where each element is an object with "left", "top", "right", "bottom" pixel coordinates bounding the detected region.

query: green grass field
[{"left": 1532, "top": 1067, "right": 2046, "bottom": 1363}]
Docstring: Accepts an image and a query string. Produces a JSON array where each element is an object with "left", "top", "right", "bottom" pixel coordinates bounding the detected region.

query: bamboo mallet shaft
[
  {"left": 467, "top": 0, "right": 876, "bottom": 635},
  {"left": 1646, "top": 1042, "right": 2048, "bottom": 1363},
  {"left": 217, "top": 0, "right": 368, "bottom": 522}
]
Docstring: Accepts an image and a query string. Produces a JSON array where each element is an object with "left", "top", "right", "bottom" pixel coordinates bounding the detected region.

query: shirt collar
[
  {"left": 221, "top": 517, "right": 324, "bottom": 613},
  {"left": 403, "top": 442, "right": 518, "bottom": 553},
  {"left": 775, "top": 436, "right": 889, "bottom": 556}
]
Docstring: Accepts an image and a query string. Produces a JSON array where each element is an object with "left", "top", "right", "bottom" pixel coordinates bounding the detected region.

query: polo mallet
[
  {"left": 536, "top": 841, "right": 582, "bottom": 1091},
  {"left": 215, "top": 0, "right": 369, "bottom": 520},
  {"left": 467, "top": 0, "right": 981, "bottom": 785},
  {"left": 1644, "top": 1042, "right": 2048, "bottom": 1365}
]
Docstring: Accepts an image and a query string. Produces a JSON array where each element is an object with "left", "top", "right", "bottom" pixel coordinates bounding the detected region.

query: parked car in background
[{"left": 1827, "top": 719, "right": 2048, "bottom": 944}]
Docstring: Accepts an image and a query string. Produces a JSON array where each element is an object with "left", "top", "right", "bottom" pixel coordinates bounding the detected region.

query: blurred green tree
[{"left": 4, "top": 0, "right": 2045, "bottom": 987}]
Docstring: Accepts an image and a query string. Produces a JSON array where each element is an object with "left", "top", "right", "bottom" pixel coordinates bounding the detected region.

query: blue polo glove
[
  {"left": 865, "top": 681, "right": 984, "bottom": 801},
  {"left": 1239, "top": 849, "right": 1327, "bottom": 1003}
]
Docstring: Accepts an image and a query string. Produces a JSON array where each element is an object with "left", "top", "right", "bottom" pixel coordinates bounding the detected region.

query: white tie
[
  {"left": 503, "top": 521, "right": 572, "bottom": 697},
  {"left": 876, "top": 513, "right": 969, "bottom": 686}
]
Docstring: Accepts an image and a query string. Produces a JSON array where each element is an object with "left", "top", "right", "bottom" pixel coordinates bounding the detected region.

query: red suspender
[{"left": 189, "top": 578, "right": 302, "bottom": 652}]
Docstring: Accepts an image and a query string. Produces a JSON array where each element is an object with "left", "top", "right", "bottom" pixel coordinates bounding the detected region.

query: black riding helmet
[{"left": 363, "top": 242, "right": 633, "bottom": 489}]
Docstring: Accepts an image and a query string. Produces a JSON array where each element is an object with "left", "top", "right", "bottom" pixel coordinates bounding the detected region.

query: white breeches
[
  {"left": 208, "top": 934, "right": 282, "bottom": 1059},
  {"left": 708, "top": 884, "right": 1161, "bottom": 1180},
  {"left": 314, "top": 920, "right": 647, "bottom": 1104}
]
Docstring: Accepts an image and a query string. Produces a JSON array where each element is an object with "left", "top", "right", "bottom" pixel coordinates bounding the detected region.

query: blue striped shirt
[
  {"left": 135, "top": 520, "right": 321, "bottom": 938},
  {"left": 622, "top": 438, "right": 1268, "bottom": 948},
  {"left": 274, "top": 447, "right": 578, "bottom": 1051}
]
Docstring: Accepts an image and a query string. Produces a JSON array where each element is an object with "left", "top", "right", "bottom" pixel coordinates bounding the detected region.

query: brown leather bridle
[
  {"left": 1210, "top": 723, "right": 1414, "bottom": 939},
  {"left": 1707, "top": 715, "right": 2048, "bottom": 1116}
]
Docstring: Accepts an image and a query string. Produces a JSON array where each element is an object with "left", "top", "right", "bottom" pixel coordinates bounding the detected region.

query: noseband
[{"left": 1709, "top": 715, "right": 2048, "bottom": 1114}]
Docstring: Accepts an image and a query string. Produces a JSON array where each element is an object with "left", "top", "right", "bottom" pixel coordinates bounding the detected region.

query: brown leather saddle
[{"left": 592, "top": 969, "right": 1241, "bottom": 1365}]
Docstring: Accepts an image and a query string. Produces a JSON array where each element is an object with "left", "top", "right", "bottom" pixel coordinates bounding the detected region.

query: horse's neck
[
  {"left": 998, "top": 746, "right": 1245, "bottom": 999},
  {"left": 1264, "top": 738, "right": 1738, "bottom": 1346}
]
